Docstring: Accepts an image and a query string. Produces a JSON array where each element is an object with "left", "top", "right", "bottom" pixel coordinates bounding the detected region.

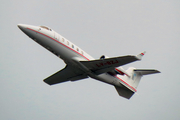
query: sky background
[{"left": 1, "top": 0, "right": 180, "bottom": 120}]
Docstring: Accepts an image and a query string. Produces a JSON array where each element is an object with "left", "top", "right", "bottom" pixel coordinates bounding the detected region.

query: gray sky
[{"left": 1, "top": 0, "right": 180, "bottom": 120}]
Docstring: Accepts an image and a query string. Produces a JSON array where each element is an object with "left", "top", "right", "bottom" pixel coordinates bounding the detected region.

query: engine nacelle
[{"left": 100, "top": 55, "right": 109, "bottom": 60}]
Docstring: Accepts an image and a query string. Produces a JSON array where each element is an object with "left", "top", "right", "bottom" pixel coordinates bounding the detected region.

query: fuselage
[{"left": 18, "top": 24, "right": 137, "bottom": 92}]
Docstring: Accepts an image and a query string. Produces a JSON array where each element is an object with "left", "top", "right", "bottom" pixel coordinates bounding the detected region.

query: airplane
[{"left": 18, "top": 24, "right": 160, "bottom": 99}]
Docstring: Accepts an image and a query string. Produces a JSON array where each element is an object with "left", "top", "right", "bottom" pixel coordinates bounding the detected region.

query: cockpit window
[{"left": 39, "top": 26, "right": 52, "bottom": 31}]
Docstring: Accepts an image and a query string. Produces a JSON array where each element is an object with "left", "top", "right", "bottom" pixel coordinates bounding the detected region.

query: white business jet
[{"left": 18, "top": 24, "right": 160, "bottom": 99}]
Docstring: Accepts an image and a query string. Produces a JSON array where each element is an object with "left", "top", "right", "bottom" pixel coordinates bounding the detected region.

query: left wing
[
  {"left": 44, "top": 65, "right": 88, "bottom": 85},
  {"left": 80, "top": 52, "right": 145, "bottom": 75}
]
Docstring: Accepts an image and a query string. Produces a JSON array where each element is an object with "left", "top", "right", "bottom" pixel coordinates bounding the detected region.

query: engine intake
[{"left": 100, "top": 55, "right": 109, "bottom": 60}]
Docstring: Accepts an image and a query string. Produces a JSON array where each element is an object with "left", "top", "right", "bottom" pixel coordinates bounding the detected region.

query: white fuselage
[{"left": 18, "top": 24, "right": 137, "bottom": 92}]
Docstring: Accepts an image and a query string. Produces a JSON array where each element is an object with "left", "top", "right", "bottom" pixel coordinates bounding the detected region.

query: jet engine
[{"left": 100, "top": 55, "right": 109, "bottom": 60}]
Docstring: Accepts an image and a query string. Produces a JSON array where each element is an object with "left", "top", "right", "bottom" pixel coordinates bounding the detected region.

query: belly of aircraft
[{"left": 91, "top": 73, "right": 122, "bottom": 87}]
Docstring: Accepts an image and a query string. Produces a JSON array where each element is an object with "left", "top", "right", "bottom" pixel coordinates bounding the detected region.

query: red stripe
[
  {"left": 115, "top": 75, "right": 137, "bottom": 92},
  {"left": 115, "top": 68, "right": 124, "bottom": 75}
]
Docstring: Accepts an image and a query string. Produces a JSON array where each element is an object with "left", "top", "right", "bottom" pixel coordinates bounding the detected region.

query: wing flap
[{"left": 44, "top": 65, "right": 88, "bottom": 85}]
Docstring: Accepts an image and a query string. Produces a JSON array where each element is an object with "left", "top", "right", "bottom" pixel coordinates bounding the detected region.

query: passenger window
[
  {"left": 72, "top": 45, "right": 74, "bottom": 48},
  {"left": 62, "top": 38, "right": 65, "bottom": 42},
  {"left": 67, "top": 41, "right": 69, "bottom": 45},
  {"left": 77, "top": 48, "right": 79, "bottom": 51}
]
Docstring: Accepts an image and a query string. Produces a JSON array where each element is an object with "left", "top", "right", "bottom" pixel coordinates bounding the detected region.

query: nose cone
[
  {"left": 18, "top": 23, "right": 37, "bottom": 35},
  {"left": 17, "top": 24, "right": 28, "bottom": 32},
  {"left": 18, "top": 24, "right": 38, "bottom": 39}
]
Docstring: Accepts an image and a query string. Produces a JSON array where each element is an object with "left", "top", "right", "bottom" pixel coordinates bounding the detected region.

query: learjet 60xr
[{"left": 18, "top": 24, "right": 160, "bottom": 99}]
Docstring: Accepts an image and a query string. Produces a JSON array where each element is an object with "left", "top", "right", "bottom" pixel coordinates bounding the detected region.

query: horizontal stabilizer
[
  {"left": 120, "top": 67, "right": 161, "bottom": 90},
  {"left": 134, "top": 69, "right": 160, "bottom": 75}
]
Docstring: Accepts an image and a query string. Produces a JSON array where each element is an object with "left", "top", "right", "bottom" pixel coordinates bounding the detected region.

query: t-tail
[{"left": 115, "top": 67, "right": 160, "bottom": 99}]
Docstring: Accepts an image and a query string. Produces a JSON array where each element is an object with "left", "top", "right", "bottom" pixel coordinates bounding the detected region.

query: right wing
[
  {"left": 44, "top": 65, "right": 88, "bottom": 85},
  {"left": 80, "top": 52, "right": 145, "bottom": 75}
]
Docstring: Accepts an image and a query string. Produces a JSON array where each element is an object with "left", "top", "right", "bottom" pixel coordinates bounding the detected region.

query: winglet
[{"left": 136, "top": 51, "right": 146, "bottom": 60}]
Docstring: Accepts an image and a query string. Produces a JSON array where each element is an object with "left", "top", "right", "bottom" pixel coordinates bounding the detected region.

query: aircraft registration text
[{"left": 96, "top": 60, "right": 119, "bottom": 67}]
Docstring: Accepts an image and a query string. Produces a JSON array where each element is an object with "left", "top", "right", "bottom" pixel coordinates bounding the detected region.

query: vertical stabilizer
[
  {"left": 126, "top": 68, "right": 160, "bottom": 89},
  {"left": 115, "top": 67, "right": 160, "bottom": 99}
]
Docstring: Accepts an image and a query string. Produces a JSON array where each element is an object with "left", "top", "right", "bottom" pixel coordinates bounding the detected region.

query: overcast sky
[{"left": 1, "top": 0, "right": 180, "bottom": 120}]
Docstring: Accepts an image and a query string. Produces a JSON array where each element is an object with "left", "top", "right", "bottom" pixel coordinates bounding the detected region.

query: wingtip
[
  {"left": 136, "top": 51, "right": 146, "bottom": 60},
  {"left": 141, "top": 51, "right": 146, "bottom": 56}
]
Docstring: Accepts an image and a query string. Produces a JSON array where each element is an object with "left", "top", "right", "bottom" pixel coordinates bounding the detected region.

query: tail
[
  {"left": 128, "top": 67, "right": 160, "bottom": 89},
  {"left": 115, "top": 67, "right": 160, "bottom": 99}
]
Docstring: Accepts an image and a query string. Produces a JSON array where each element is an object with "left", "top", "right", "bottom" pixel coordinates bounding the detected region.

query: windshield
[{"left": 39, "top": 26, "right": 52, "bottom": 31}]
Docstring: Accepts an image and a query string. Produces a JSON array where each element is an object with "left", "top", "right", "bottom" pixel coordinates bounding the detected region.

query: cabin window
[
  {"left": 77, "top": 48, "right": 79, "bottom": 51},
  {"left": 72, "top": 44, "right": 74, "bottom": 48},
  {"left": 62, "top": 38, "right": 65, "bottom": 42},
  {"left": 67, "top": 41, "right": 69, "bottom": 45},
  {"left": 81, "top": 51, "right": 83, "bottom": 55}
]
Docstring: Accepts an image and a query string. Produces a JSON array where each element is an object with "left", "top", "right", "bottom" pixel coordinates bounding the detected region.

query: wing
[
  {"left": 44, "top": 65, "right": 88, "bottom": 85},
  {"left": 80, "top": 55, "right": 140, "bottom": 75}
]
